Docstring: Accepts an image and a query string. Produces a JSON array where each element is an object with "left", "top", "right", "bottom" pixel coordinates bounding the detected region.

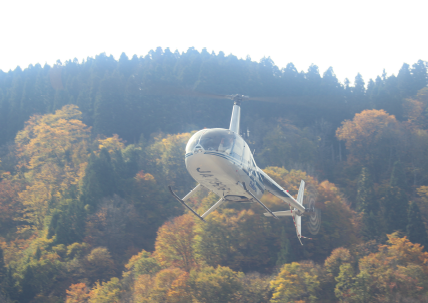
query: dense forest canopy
[{"left": 0, "top": 48, "right": 427, "bottom": 302}]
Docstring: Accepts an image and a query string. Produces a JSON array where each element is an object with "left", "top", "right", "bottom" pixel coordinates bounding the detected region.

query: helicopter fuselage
[{"left": 185, "top": 128, "right": 264, "bottom": 202}]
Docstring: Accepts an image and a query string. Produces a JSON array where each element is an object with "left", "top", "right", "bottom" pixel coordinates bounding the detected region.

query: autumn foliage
[{"left": 1, "top": 75, "right": 428, "bottom": 301}]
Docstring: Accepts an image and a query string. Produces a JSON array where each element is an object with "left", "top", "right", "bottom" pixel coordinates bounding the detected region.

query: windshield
[
  {"left": 186, "top": 128, "right": 246, "bottom": 160},
  {"left": 185, "top": 130, "right": 206, "bottom": 154},
  {"left": 200, "top": 129, "right": 235, "bottom": 153}
]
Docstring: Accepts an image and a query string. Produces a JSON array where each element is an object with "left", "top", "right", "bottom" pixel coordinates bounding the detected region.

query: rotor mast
[{"left": 229, "top": 95, "right": 247, "bottom": 134}]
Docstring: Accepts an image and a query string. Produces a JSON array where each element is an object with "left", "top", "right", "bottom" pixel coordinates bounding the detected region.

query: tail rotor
[{"left": 304, "top": 186, "right": 321, "bottom": 235}]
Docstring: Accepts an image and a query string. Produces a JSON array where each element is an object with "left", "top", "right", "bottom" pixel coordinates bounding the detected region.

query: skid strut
[
  {"left": 168, "top": 186, "right": 206, "bottom": 222},
  {"left": 242, "top": 182, "right": 279, "bottom": 219}
]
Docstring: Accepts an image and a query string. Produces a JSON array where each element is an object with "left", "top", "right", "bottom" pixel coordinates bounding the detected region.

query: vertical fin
[{"left": 297, "top": 180, "right": 305, "bottom": 205}]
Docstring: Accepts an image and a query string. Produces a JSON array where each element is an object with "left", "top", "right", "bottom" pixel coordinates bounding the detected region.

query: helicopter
[{"left": 168, "top": 93, "right": 321, "bottom": 244}]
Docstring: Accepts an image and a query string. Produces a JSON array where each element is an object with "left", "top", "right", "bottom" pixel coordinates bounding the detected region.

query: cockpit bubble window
[
  {"left": 185, "top": 130, "right": 206, "bottom": 154},
  {"left": 199, "top": 129, "right": 236, "bottom": 154},
  {"left": 231, "top": 136, "right": 244, "bottom": 160}
]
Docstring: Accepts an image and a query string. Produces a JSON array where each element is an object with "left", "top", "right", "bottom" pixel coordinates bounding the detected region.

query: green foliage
[
  {"left": 276, "top": 226, "right": 294, "bottom": 266},
  {"left": 80, "top": 150, "right": 117, "bottom": 211},
  {"left": 383, "top": 186, "right": 408, "bottom": 233},
  {"left": 189, "top": 265, "right": 244, "bottom": 303},
  {"left": 270, "top": 262, "right": 321, "bottom": 303},
  {"left": 356, "top": 167, "right": 378, "bottom": 213},
  {"left": 88, "top": 277, "right": 122, "bottom": 303},
  {"left": 407, "top": 201, "right": 428, "bottom": 250},
  {"left": 0, "top": 50, "right": 428, "bottom": 302},
  {"left": 125, "top": 250, "right": 161, "bottom": 277}
]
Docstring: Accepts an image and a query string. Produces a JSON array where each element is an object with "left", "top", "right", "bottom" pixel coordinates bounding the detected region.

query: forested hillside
[{"left": 0, "top": 48, "right": 427, "bottom": 302}]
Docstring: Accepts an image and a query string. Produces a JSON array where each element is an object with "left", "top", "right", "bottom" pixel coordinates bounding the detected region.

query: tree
[
  {"left": 84, "top": 195, "right": 139, "bottom": 258},
  {"left": 324, "top": 247, "right": 352, "bottom": 279},
  {"left": 125, "top": 250, "right": 161, "bottom": 277},
  {"left": 145, "top": 132, "right": 195, "bottom": 195},
  {"left": 356, "top": 167, "right": 378, "bottom": 213},
  {"left": 276, "top": 226, "right": 294, "bottom": 266},
  {"left": 0, "top": 180, "right": 22, "bottom": 233},
  {"left": 270, "top": 262, "right": 320, "bottom": 303},
  {"left": 149, "top": 268, "right": 191, "bottom": 303},
  {"left": 66, "top": 283, "right": 89, "bottom": 303},
  {"left": 356, "top": 235, "right": 428, "bottom": 301},
  {"left": 334, "top": 263, "right": 356, "bottom": 302},
  {"left": 407, "top": 201, "right": 428, "bottom": 250},
  {"left": 193, "top": 208, "right": 272, "bottom": 272},
  {"left": 356, "top": 168, "right": 382, "bottom": 241},
  {"left": 88, "top": 277, "right": 121, "bottom": 303},
  {"left": 0, "top": 246, "right": 5, "bottom": 283},
  {"left": 336, "top": 109, "right": 401, "bottom": 181},
  {"left": 14, "top": 105, "right": 90, "bottom": 228},
  {"left": 79, "top": 247, "right": 117, "bottom": 285},
  {"left": 47, "top": 199, "right": 86, "bottom": 246},
  {"left": 189, "top": 265, "right": 243, "bottom": 303},
  {"left": 80, "top": 149, "right": 117, "bottom": 211},
  {"left": 383, "top": 161, "right": 409, "bottom": 234},
  {"left": 154, "top": 214, "right": 196, "bottom": 272}
]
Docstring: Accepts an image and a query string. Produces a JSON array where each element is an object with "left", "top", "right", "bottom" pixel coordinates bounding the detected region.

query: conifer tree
[
  {"left": 356, "top": 168, "right": 382, "bottom": 241},
  {"left": 361, "top": 211, "right": 381, "bottom": 241},
  {"left": 276, "top": 227, "right": 294, "bottom": 266},
  {"left": 4, "top": 266, "right": 18, "bottom": 301},
  {"left": 390, "top": 161, "right": 408, "bottom": 191},
  {"left": 407, "top": 201, "right": 428, "bottom": 250},
  {"left": 353, "top": 73, "right": 365, "bottom": 95},
  {"left": 356, "top": 168, "right": 378, "bottom": 213},
  {"left": 0, "top": 246, "right": 5, "bottom": 283},
  {"left": 383, "top": 162, "right": 409, "bottom": 233},
  {"left": 80, "top": 149, "right": 117, "bottom": 211},
  {"left": 19, "top": 265, "right": 37, "bottom": 303}
]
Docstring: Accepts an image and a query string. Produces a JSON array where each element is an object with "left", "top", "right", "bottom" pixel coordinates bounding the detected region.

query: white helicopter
[{"left": 168, "top": 94, "right": 321, "bottom": 244}]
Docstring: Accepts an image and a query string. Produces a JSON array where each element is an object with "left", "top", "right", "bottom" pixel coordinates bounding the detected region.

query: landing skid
[{"left": 168, "top": 186, "right": 206, "bottom": 222}]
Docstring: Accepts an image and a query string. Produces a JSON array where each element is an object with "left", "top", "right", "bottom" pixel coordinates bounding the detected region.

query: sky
[{"left": 1, "top": 0, "right": 427, "bottom": 84}]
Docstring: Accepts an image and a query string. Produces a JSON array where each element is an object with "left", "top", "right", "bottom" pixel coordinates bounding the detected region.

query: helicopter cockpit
[{"left": 186, "top": 128, "right": 245, "bottom": 161}]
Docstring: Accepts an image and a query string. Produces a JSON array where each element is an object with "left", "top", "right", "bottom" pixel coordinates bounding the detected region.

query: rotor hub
[{"left": 229, "top": 94, "right": 249, "bottom": 106}]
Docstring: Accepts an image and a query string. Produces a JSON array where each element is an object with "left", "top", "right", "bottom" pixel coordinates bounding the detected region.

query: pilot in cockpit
[{"left": 218, "top": 137, "right": 233, "bottom": 154}]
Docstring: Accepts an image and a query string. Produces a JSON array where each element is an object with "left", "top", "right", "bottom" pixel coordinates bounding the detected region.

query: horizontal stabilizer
[{"left": 263, "top": 210, "right": 293, "bottom": 217}]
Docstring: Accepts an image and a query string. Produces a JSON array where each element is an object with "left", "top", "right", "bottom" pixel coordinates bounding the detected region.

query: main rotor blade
[
  {"left": 140, "top": 85, "right": 346, "bottom": 111},
  {"left": 142, "top": 86, "right": 231, "bottom": 100}
]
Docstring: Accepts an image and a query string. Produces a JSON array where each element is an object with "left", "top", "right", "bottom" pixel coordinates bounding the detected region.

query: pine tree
[
  {"left": 411, "top": 60, "right": 428, "bottom": 93},
  {"left": 34, "top": 247, "right": 41, "bottom": 261},
  {"left": 356, "top": 167, "right": 378, "bottom": 213},
  {"left": 390, "top": 161, "right": 408, "bottom": 191},
  {"left": 407, "top": 201, "right": 428, "bottom": 250},
  {"left": 0, "top": 246, "right": 5, "bottom": 283},
  {"left": 4, "top": 266, "right": 18, "bottom": 301},
  {"left": 19, "top": 264, "right": 37, "bottom": 303},
  {"left": 276, "top": 227, "right": 294, "bottom": 266},
  {"left": 80, "top": 149, "right": 117, "bottom": 211},
  {"left": 353, "top": 73, "right": 365, "bottom": 95},
  {"left": 383, "top": 162, "right": 409, "bottom": 234}
]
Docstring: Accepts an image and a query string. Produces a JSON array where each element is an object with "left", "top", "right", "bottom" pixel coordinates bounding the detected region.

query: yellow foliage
[
  {"left": 404, "top": 87, "right": 428, "bottom": 129},
  {"left": 97, "top": 134, "right": 125, "bottom": 154},
  {"left": 270, "top": 262, "right": 320, "bottom": 303},
  {"left": 336, "top": 109, "right": 398, "bottom": 149},
  {"left": 154, "top": 214, "right": 196, "bottom": 272},
  {"left": 14, "top": 105, "right": 90, "bottom": 228},
  {"left": 336, "top": 109, "right": 401, "bottom": 167},
  {"left": 356, "top": 235, "right": 428, "bottom": 301},
  {"left": 66, "top": 283, "right": 89, "bottom": 303},
  {"left": 88, "top": 277, "right": 121, "bottom": 303},
  {"left": 132, "top": 268, "right": 191, "bottom": 303}
]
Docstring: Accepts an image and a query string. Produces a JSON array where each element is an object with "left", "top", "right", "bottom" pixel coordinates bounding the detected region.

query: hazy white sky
[{"left": 1, "top": 0, "right": 427, "bottom": 84}]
